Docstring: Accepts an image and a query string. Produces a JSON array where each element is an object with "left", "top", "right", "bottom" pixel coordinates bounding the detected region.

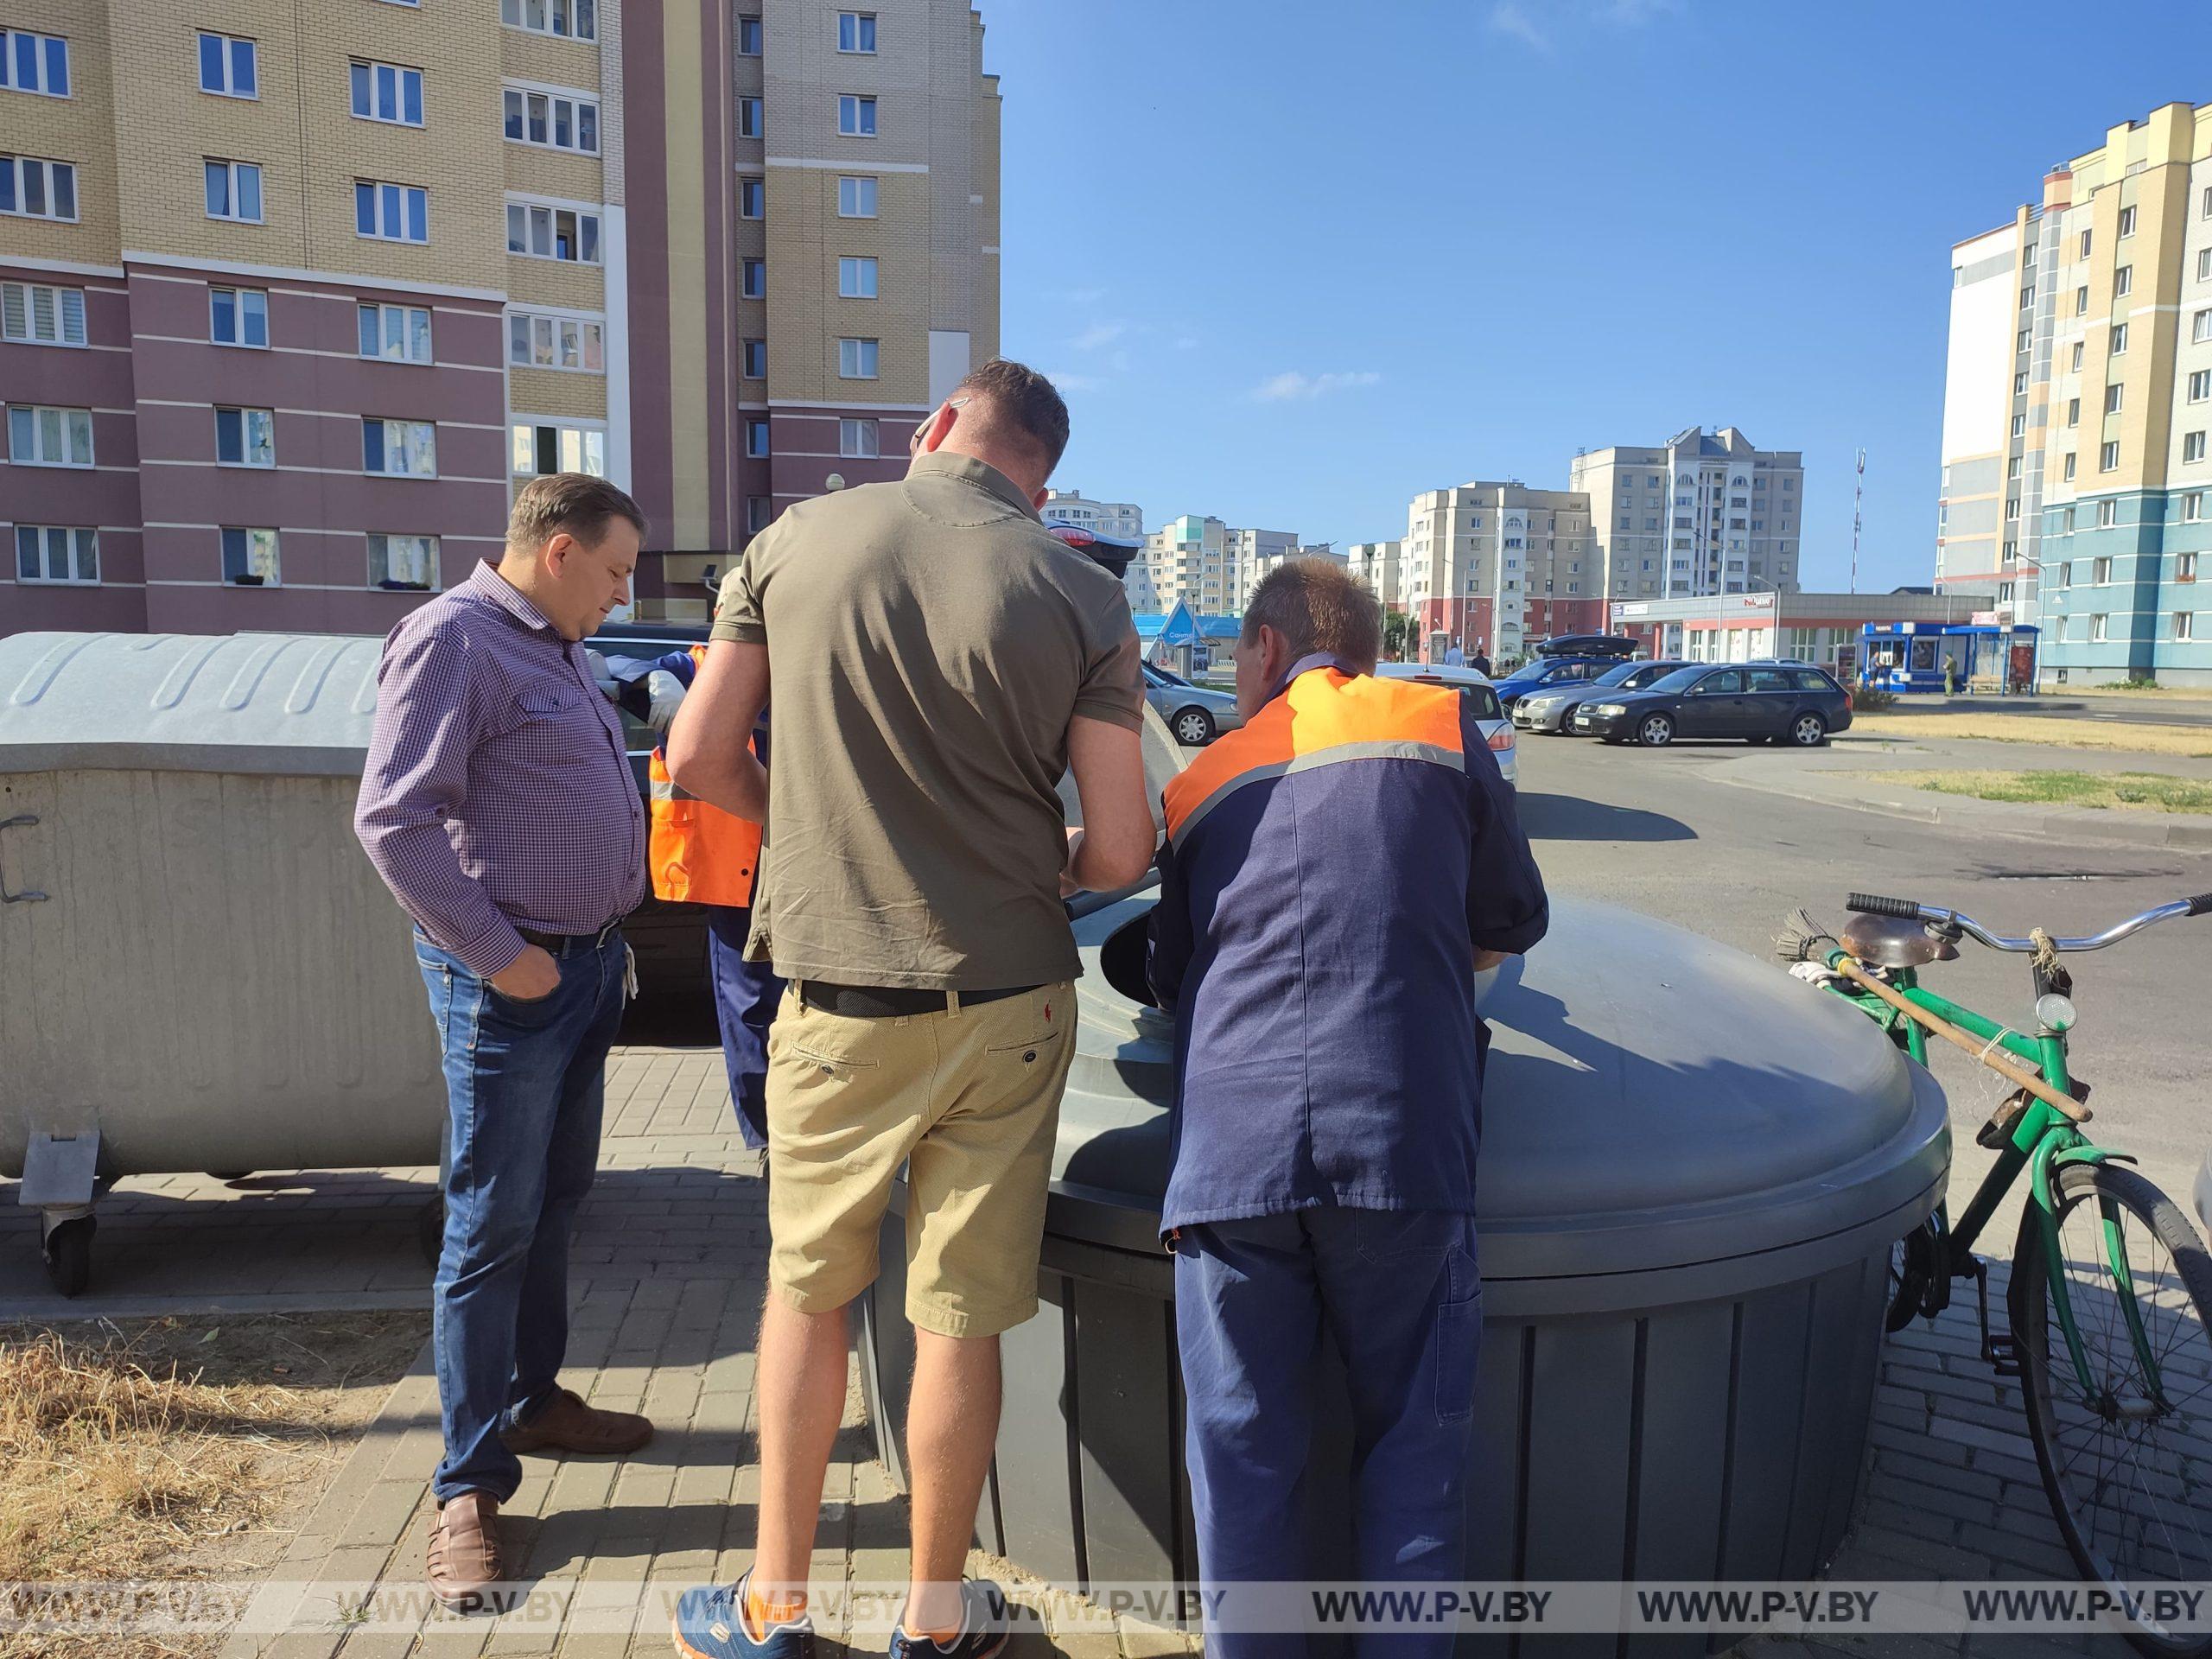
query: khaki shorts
[{"left": 764, "top": 981, "right": 1076, "bottom": 1338}]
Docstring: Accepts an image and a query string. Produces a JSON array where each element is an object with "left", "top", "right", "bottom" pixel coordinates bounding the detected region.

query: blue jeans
[
  {"left": 1174, "top": 1207, "right": 1483, "bottom": 1659},
  {"left": 416, "top": 930, "right": 628, "bottom": 1503},
  {"left": 705, "top": 905, "right": 785, "bottom": 1151}
]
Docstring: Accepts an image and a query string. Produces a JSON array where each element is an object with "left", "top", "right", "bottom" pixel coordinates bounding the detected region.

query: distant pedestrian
[
  {"left": 355, "top": 474, "right": 656, "bottom": 1614},
  {"left": 1469, "top": 647, "right": 1494, "bottom": 677},
  {"left": 1943, "top": 653, "right": 1959, "bottom": 696},
  {"left": 1443, "top": 637, "right": 1465, "bottom": 667}
]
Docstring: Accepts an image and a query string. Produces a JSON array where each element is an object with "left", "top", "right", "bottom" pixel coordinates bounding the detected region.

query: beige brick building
[
  {"left": 3, "top": 0, "right": 1001, "bottom": 633},
  {"left": 1402, "top": 482, "right": 1600, "bottom": 662},
  {"left": 1569, "top": 427, "right": 1804, "bottom": 607},
  {"left": 1345, "top": 538, "right": 1404, "bottom": 611}
]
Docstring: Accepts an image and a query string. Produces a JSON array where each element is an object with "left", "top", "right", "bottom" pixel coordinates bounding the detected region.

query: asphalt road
[
  {"left": 1512, "top": 730, "right": 2212, "bottom": 1219},
  {"left": 1878, "top": 692, "right": 2212, "bottom": 728}
]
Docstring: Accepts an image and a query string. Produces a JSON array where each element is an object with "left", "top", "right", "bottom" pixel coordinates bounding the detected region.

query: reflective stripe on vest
[{"left": 646, "top": 646, "right": 765, "bottom": 907}]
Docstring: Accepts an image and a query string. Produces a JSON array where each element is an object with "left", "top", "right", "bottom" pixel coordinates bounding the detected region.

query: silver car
[
  {"left": 1373, "top": 663, "right": 1517, "bottom": 788},
  {"left": 1143, "top": 661, "right": 1243, "bottom": 747}
]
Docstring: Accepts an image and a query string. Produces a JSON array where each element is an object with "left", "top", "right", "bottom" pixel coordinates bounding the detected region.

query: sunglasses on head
[{"left": 909, "top": 395, "right": 969, "bottom": 454}]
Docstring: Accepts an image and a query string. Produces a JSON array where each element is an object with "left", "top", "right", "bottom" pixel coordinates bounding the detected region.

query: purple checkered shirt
[{"left": 353, "top": 562, "right": 647, "bottom": 978}]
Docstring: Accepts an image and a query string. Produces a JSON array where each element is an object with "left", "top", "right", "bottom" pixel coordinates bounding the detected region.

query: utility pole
[{"left": 1851, "top": 447, "right": 1865, "bottom": 595}]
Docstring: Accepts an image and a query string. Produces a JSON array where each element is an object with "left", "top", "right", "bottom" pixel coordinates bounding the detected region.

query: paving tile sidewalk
[{"left": 1, "top": 1044, "right": 2185, "bottom": 1659}]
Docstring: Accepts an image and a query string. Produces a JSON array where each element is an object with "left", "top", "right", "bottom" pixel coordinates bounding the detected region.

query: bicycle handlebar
[{"left": 1846, "top": 891, "right": 2207, "bottom": 954}]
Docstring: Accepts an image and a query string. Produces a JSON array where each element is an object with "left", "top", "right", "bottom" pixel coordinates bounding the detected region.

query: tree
[{"left": 1382, "top": 611, "right": 1413, "bottom": 662}]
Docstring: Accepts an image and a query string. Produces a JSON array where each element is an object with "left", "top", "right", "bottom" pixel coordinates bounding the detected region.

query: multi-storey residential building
[
  {"left": 1938, "top": 102, "right": 2212, "bottom": 685},
  {"left": 1402, "top": 481, "right": 1599, "bottom": 660},
  {"left": 1221, "top": 524, "right": 1296, "bottom": 612},
  {"left": 1570, "top": 429, "right": 1805, "bottom": 603},
  {"left": 1040, "top": 487, "right": 1141, "bottom": 541},
  {"left": 1145, "top": 513, "right": 1229, "bottom": 613},
  {"left": 1345, "top": 539, "right": 1403, "bottom": 610},
  {"left": 3, "top": 1, "right": 999, "bottom": 635}
]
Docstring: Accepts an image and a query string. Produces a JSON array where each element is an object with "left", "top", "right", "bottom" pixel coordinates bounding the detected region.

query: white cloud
[
  {"left": 1599, "top": 0, "right": 1681, "bottom": 23},
  {"left": 1251, "top": 370, "right": 1382, "bottom": 403},
  {"left": 1043, "top": 369, "right": 1103, "bottom": 394},
  {"left": 1173, "top": 335, "right": 1201, "bottom": 352},
  {"left": 1487, "top": 2, "right": 1550, "bottom": 50},
  {"left": 1072, "top": 321, "right": 1128, "bottom": 352}
]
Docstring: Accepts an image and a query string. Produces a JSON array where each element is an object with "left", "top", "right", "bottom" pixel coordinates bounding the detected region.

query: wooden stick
[{"left": 1834, "top": 957, "right": 2088, "bottom": 1122}]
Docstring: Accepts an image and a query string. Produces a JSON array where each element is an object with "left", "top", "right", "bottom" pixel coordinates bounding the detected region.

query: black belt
[
  {"left": 798, "top": 980, "right": 1039, "bottom": 1019},
  {"left": 517, "top": 917, "right": 627, "bottom": 957}
]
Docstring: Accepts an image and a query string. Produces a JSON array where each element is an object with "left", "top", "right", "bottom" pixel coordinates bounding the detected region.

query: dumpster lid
[
  {"left": 0, "top": 632, "right": 386, "bottom": 777},
  {"left": 1056, "top": 893, "right": 1947, "bottom": 1286}
]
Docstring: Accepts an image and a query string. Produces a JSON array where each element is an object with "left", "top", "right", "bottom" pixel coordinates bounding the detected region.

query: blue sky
[{"left": 987, "top": 0, "right": 2212, "bottom": 593}]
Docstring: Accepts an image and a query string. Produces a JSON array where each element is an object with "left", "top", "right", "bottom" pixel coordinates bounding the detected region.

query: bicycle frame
[{"left": 1820, "top": 953, "right": 2164, "bottom": 1405}]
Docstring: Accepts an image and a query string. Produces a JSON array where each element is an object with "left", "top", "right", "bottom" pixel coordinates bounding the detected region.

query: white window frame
[
  {"left": 838, "top": 11, "right": 877, "bottom": 53},
  {"left": 2114, "top": 264, "right": 2133, "bottom": 298},
  {"left": 741, "top": 176, "right": 765, "bottom": 219},
  {"left": 3, "top": 280, "right": 86, "bottom": 346},
  {"left": 504, "top": 82, "right": 600, "bottom": 155},
  {"left": 2090, "top": 613, "right": 2109, "bottom": 643},
  {"left": 209, "top": 286, "right": 269, "bottom": 348},
  {"left": 2189, "top": 432, "right": 2208, "bottom": 465},
  {"left": 8, "top": 403, "right": 94, "bottom": 466},
  {"left": 2181, "top": 550, "right": 2201, "bottom": 576},
  {"left": 2105, "top": 384, "right": 2125, "bottom": 414},
  {"left": 368, "top": 532, "right": 440, "bottom": 591},
  {"left": 837, "top": 255, "right": 878, "bottom": 299},
  {"left": 2094, "top": 556, "right": 2113, "bottom": 585},
  {"left": 2192, "top": 371, "right": 2211, "bottom": 405},
  {"left": 839, "top": 418, "right": 878, "bottom": 458},
  {"left": 2071, "top": 341, "right": 2085, "bottom": 372},
  {"left": 2199, "top": 248, "right": 2212, "bottom": 283},
  {"left": 2113, "top": 321, "right": 2130, "bottom": 353},
  {"left": 837, "top": 94, "right": 877, "bottom": 137},
  {"left": 742, "top": 337, "right": 767, "bottom": 378},
  {"left": 838, "top": 175, "right": 877, "bottom": 218},
  {"left": 214, "top": 405, "right": 275, "bottom": 467},
  {"left": 741, "top": 257, "right": 766, "bottom": 298},
  {"left": 2196, "top": 310, "right": 2212, "bottom": 345},
  {"left": 507, "top": 308, "right": 605, "bottom": 373},
  {"left": 221, "top": 527, "right": 280, "bottom": 587},
  {"left": 739, "top": 96, "right": 763, "bottom": 139},
  {"left": 505, "top": 197, "right": 602, "bottom": 264},
  {"left": 499, "top": 0, "right": 596, "bottom": 42},
  {"left": 358, "top": 179, "right": 429, "bottom": 243},
  {"left": 351, "top": 60, "right": 425, "bottom": 127},
  {"left": 358, "top": 302, "right": 432, "bottom": 363},
  {"left": 197, "top": 31, "right": 257, "bottom": 99},
  {"left": 1, "top": 154, "right": 78, "bottom": 220},
  {"left": 2119, "top": 205, "right": 2137, "bottom": 238},
  {"left": 364, "top": 417, "right": 437, "bottom": 477},
  {"left": 14, "top": 524, "right": 97, "bottom": 584},
  {"left": 204, "top": 158, "right": 264, "bottom": 223},
  {"left": 0, "top": 29, "right": 70, "bottom": 97},
  {"left": 510, "top": 420, "right": 608, "bottom": 478},
  {"left": 2098, "top": 499, "right": 2119, "bottom": 528},
  {"left": 837, "top": 337, "right": 879, "bottom": 378},
  {"left": 2186, "top": 497, "right": 2205, "bottom": 526},
  {"left": 2179, "top": 611, "right": 2196, "bottom": 642}
]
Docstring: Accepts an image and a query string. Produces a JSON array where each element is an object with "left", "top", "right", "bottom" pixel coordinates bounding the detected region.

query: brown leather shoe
[
  {"left": 426, "top": 1491, "right": 510, "bottom": 1614},
  {"left": 500, "top": 1387, "right": 653, "bottom": 1457}
]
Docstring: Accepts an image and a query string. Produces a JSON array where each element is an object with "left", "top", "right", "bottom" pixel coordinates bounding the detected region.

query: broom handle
[{"left": 1835, "top": 957, "right": 2087, "bottom": 1122}]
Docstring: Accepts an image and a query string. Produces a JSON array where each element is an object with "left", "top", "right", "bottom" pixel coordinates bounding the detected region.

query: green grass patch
[{"left": 1885, "top": 768, "right": 2212, "bottom": 812}]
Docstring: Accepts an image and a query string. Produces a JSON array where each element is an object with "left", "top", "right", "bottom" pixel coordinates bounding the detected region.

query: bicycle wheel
[{"left": 2015, "top": 1161, "right": 2212, "bottom": 1657}]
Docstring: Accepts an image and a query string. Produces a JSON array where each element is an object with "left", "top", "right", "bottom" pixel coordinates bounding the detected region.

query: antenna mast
[{"left": 1850, "top": 448, "right": 1865, "bottom": 594}]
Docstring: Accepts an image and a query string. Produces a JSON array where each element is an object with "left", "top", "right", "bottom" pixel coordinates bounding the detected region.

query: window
[
  {"left": 2063, "top": 453, "right": 2076, "bottom": 481},
  {"left": 2120, "top": 205, "right": 2137, "bottom": 238},
  {"left": 741, "top": 177, "right": 764, "bottom": 219},
  {"left": 505, "top": 199, "right": 600, "bottom": 263},
  {"left": 837, "top": 256, "right": 877, "bottom": 298},
  {"left": 2081, "top": 228, "right": 2092, "bottom": 258},
  {"left": 2012, "top": 371, "right": 2027, "bottom": 395},
  {"left": 838, "top": 175, "right": 877, "bottom": 218},
  {"left": 837, "top": 337, "right": 878, "bottom": 378},
  {"left": 214, "top": 406, "right": 274, "bottom": 467},
  {"left": 500, "top": 0, "right": 597, "bottom": 41},
  {"left": 363, "top": 418, "right": 435, "bottom": 476},
  {"left": 838, "top": 94, "right": 876, "bottom": 137},
  {"left": 2075, "top": 285, "right": 2089, "bottom": 315},
  {"left": 1, "top": 29, "right": 69, "bottom": 96},
  {"left": 739, "top": 15, "right": 763, "bottom": 54},
  {"left": 2179, "top": 612, "right": 2196, "bottom": 641},
  {"left": 507, "top": 309, "right": 604, "bottom": 372},
  {"left": 2, "top": 281, "right": 86, "bottom": 346},
  {"left": 747, "top": 497, "right": 772, "bottom": 534},
  {"left": 198, "top": 32, "right": 257, "bottom": 98},
  {"left": 2189, "top": 432, "right": 2208, "bottom": 464},
  {"left": 2205, "top": 186, "right": 2212, "bottom": 219},
  {"left": 744, "top": 418, "right": 769, "bottom": 458},
  {"left": 2114, "top": 264, "right": 2133, "bottom": 298},
  {"left": 2105, "top": 383, "right": 2125, "bottom": 414},
  {"left": 2093, "top": 556, "right": 2113, "bottom": 584},
  {"left": 2187, "top": 497, "right": 2205, "bottom": 526},
  {"left": 2182, "top": 551, "right": 2201, "bottom": 580},
  {"left": 352, "top": 60, "right": 424, "bottom": 126},
  {"left": 2067, "top": 397, "right": 2081, "bottom": 426},
  {"left": 2193, "top": 371, "right": 2211, "bottom": 404},
  {"left": 2091, "top": 613, "right": 2109, "bottom": 643},
  {"left": 2063, "top": 507, "right": 2077, "bottom": 534},
  {"left": 222, "top": 527, "right": 279, "bottom": 586},
  {"left": 210, "top": 287, "right": 268, "bottom": 348},
  {"left": 2199, "top": 249, "right": 2212, "bottom": 283},
  {"left": 2196, "top": 310, "right": 2212, "bottom": 344},
  {"left": 15, "top": 525, "right": 96, "bottom": 583},
  {"left": 204, "top": 159, "right": 263, "bottom": 223},
  {"left": 2017, "top": 328, "right": 2031, "bottom": 353},
  {"left": 2113, "top": 321, "right": 2130, "bottom": 353},
  {"left": 7, "top": 404, "right": 92, "bottom": 466},
  {"left": 510, "top": 421, "right": 607, "bottom": 477},
  {"left": 2102, "top": 441, "right": 2121, "bottom": 472},
  {"left": 839, "top": 418, "right": 877, "bottom": 457},
  {"left": 2010, "top": 413, "right": 2025, "bottom": 438},
  {"left": 2071, "top": 341, "right": 2085, "bottom": 372},
  {"left": 741, "top": 257, "right": 766, "bottom": 298},
  {"left": 358, "top": 181, "right": 429, "bottom": 243},
  {"left": 838, "top": 11, "right": 877, "bottom": 52},
  {"left": 2005, "top": 496, "right": 2019, "bottom": 522},
  {"left": 2019, "top": 284, "right": 2033, "bottom": 307},
  {"left": 369, "top": 533, "right": 438, "bottom": 591},
  {"left": 505, "top": 86, "right": 599, "bottom": 153},
  {"left": 742, "top": 337, "right": 767, "bottom": 378},
  {"left": 0, "top": 155, "right": 78, "bottom": 220},
  {"left": 359, "top": 302, "right": 432, "bottom": 363},
  {"left": 2098, "top": 499, "right": 2119, "bottom": 528}
]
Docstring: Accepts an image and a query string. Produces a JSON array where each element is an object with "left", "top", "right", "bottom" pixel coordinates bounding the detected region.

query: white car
[{"left": 1374, "top": 663, "right": 1517, "bottom": 788}]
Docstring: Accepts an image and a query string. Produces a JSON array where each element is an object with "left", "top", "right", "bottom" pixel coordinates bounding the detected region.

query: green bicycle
[{"left": 1782, "top": 890, "right": 2212, "bottom": 1656}]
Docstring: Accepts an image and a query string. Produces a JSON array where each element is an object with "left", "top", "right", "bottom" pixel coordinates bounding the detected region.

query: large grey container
[
  {"left": 859, "top": 892, "right": 1950, "bottom": 1655},
  {"left": 0, "top": 632, "right": 447, "bottom": 1285}
]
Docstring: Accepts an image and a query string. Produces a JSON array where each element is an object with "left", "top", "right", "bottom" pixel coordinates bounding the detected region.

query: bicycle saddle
[{"left": 1840, "top": 912, "right": 1960, "bottom": 968}]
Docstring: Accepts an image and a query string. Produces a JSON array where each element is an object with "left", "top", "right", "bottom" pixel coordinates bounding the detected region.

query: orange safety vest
[{"left": 647, "top": 646, "right": 765, "bottom": 908}]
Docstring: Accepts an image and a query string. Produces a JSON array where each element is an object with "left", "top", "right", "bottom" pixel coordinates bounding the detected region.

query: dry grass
[
  {"left": 1852, "top": 712, "right": 2212, "bottom": 759},
  {"left": 1879, "top": 768, "right": 2212, "bottom": 814},
  {"left": 0, "top": 1313, "right": 426, "bottom": 1659}
]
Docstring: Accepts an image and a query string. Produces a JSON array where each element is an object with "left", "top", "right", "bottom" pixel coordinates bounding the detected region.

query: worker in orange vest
[{"left": 607, "top": 645, "right": 785, "bottom": 1149}]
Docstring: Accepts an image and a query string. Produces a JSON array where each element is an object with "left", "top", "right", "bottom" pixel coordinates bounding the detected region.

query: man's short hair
[
  {"left": 953, "top": 359, "right": 1071, "bottom": 476},
  {"left": 506, "top": 473, "right": 648, "bottom": 558},
  {"left": 1241, "top": 560, "right": 1383, "bottom": 672}
]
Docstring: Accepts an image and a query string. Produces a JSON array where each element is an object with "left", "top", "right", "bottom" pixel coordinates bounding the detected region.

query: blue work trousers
[{"left": 705, "top": 904, "right": 785, "bottom": 1150}]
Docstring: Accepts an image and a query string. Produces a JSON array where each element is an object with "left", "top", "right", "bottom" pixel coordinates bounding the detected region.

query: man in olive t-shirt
[{"left": 664, "top": 360, "right": 1154, "bottom": 1659}]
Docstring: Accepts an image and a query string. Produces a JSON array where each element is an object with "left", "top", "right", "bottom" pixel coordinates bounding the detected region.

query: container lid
[
  {"left": 0, "top": 632, "right": 385, "bottom": 777},
  {"left": 1053, "top": 893, "right": 1948, "bottom": 1293}
]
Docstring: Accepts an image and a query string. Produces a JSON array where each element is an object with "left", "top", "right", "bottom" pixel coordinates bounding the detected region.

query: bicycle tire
[{"left": 2014, "top": 1161, "right": 2212, "bottom": 1658}]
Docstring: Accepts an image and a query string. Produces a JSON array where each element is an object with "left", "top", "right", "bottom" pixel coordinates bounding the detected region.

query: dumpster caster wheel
[
  {"left": 42, "top": 1216, "right": 95, "bottom": 1298},
  {"left": 416, "top": 1198, "right": 446, "bottom": 1267},
  {"left": 207, "top": 1171, "right": 252, "bottom": 1182}
]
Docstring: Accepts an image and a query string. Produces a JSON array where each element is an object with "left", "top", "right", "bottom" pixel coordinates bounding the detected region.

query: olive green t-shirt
[{"left": 710, "top": 451, "right": 1143, "bottom": 990}]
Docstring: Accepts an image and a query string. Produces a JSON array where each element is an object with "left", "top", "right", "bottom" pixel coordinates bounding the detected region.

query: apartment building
[
  {"left": 1219, "top": 524, "right": 1296, "bottom": 612},
  {"left": 1144, "top": 513, "right": 1229, "bottom": 613},
  {"left": 1040, "top": 487, "right": 1141, "bottom": 541},
  {"left": 1569, "top": 428, "right": 1805, "bottom": 604},
  {"left": 1344, "top": 539, "right": 1403, "bottom": 611},
  {"left": 1937, "top": 102, "right": 2212, "bottom": 685},
  {"left": 3, "top": 0, "right": 999, "bottom": 635},
  {"left": 1401, "top": 481, "right": 1599, "bottom": 660}
]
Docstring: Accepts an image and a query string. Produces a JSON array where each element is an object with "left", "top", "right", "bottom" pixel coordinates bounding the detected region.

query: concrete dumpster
[
  {"left": 0, "top": 631, "right": 447, "bottom": 1293},
  {"left": 859, "top": 891, "right": 1951, "bottom": 1654}
]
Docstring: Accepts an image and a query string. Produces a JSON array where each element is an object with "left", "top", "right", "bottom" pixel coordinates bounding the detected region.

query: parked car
[
  {"left": 1374, "top": 663, "right": 1517, "bottom": 788},
  {"left": 1513, "top": 658, "right": 1691, "bottom": 734},
  {"left": 1487, "top": 654, "right": 1624, "bottom": 715},
  {"left": 1571, "top": 663, "right": 1854, "bottom": 747},
  {"left": 1143, "top": 660, "right": 1243, "bottom": 747}
]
